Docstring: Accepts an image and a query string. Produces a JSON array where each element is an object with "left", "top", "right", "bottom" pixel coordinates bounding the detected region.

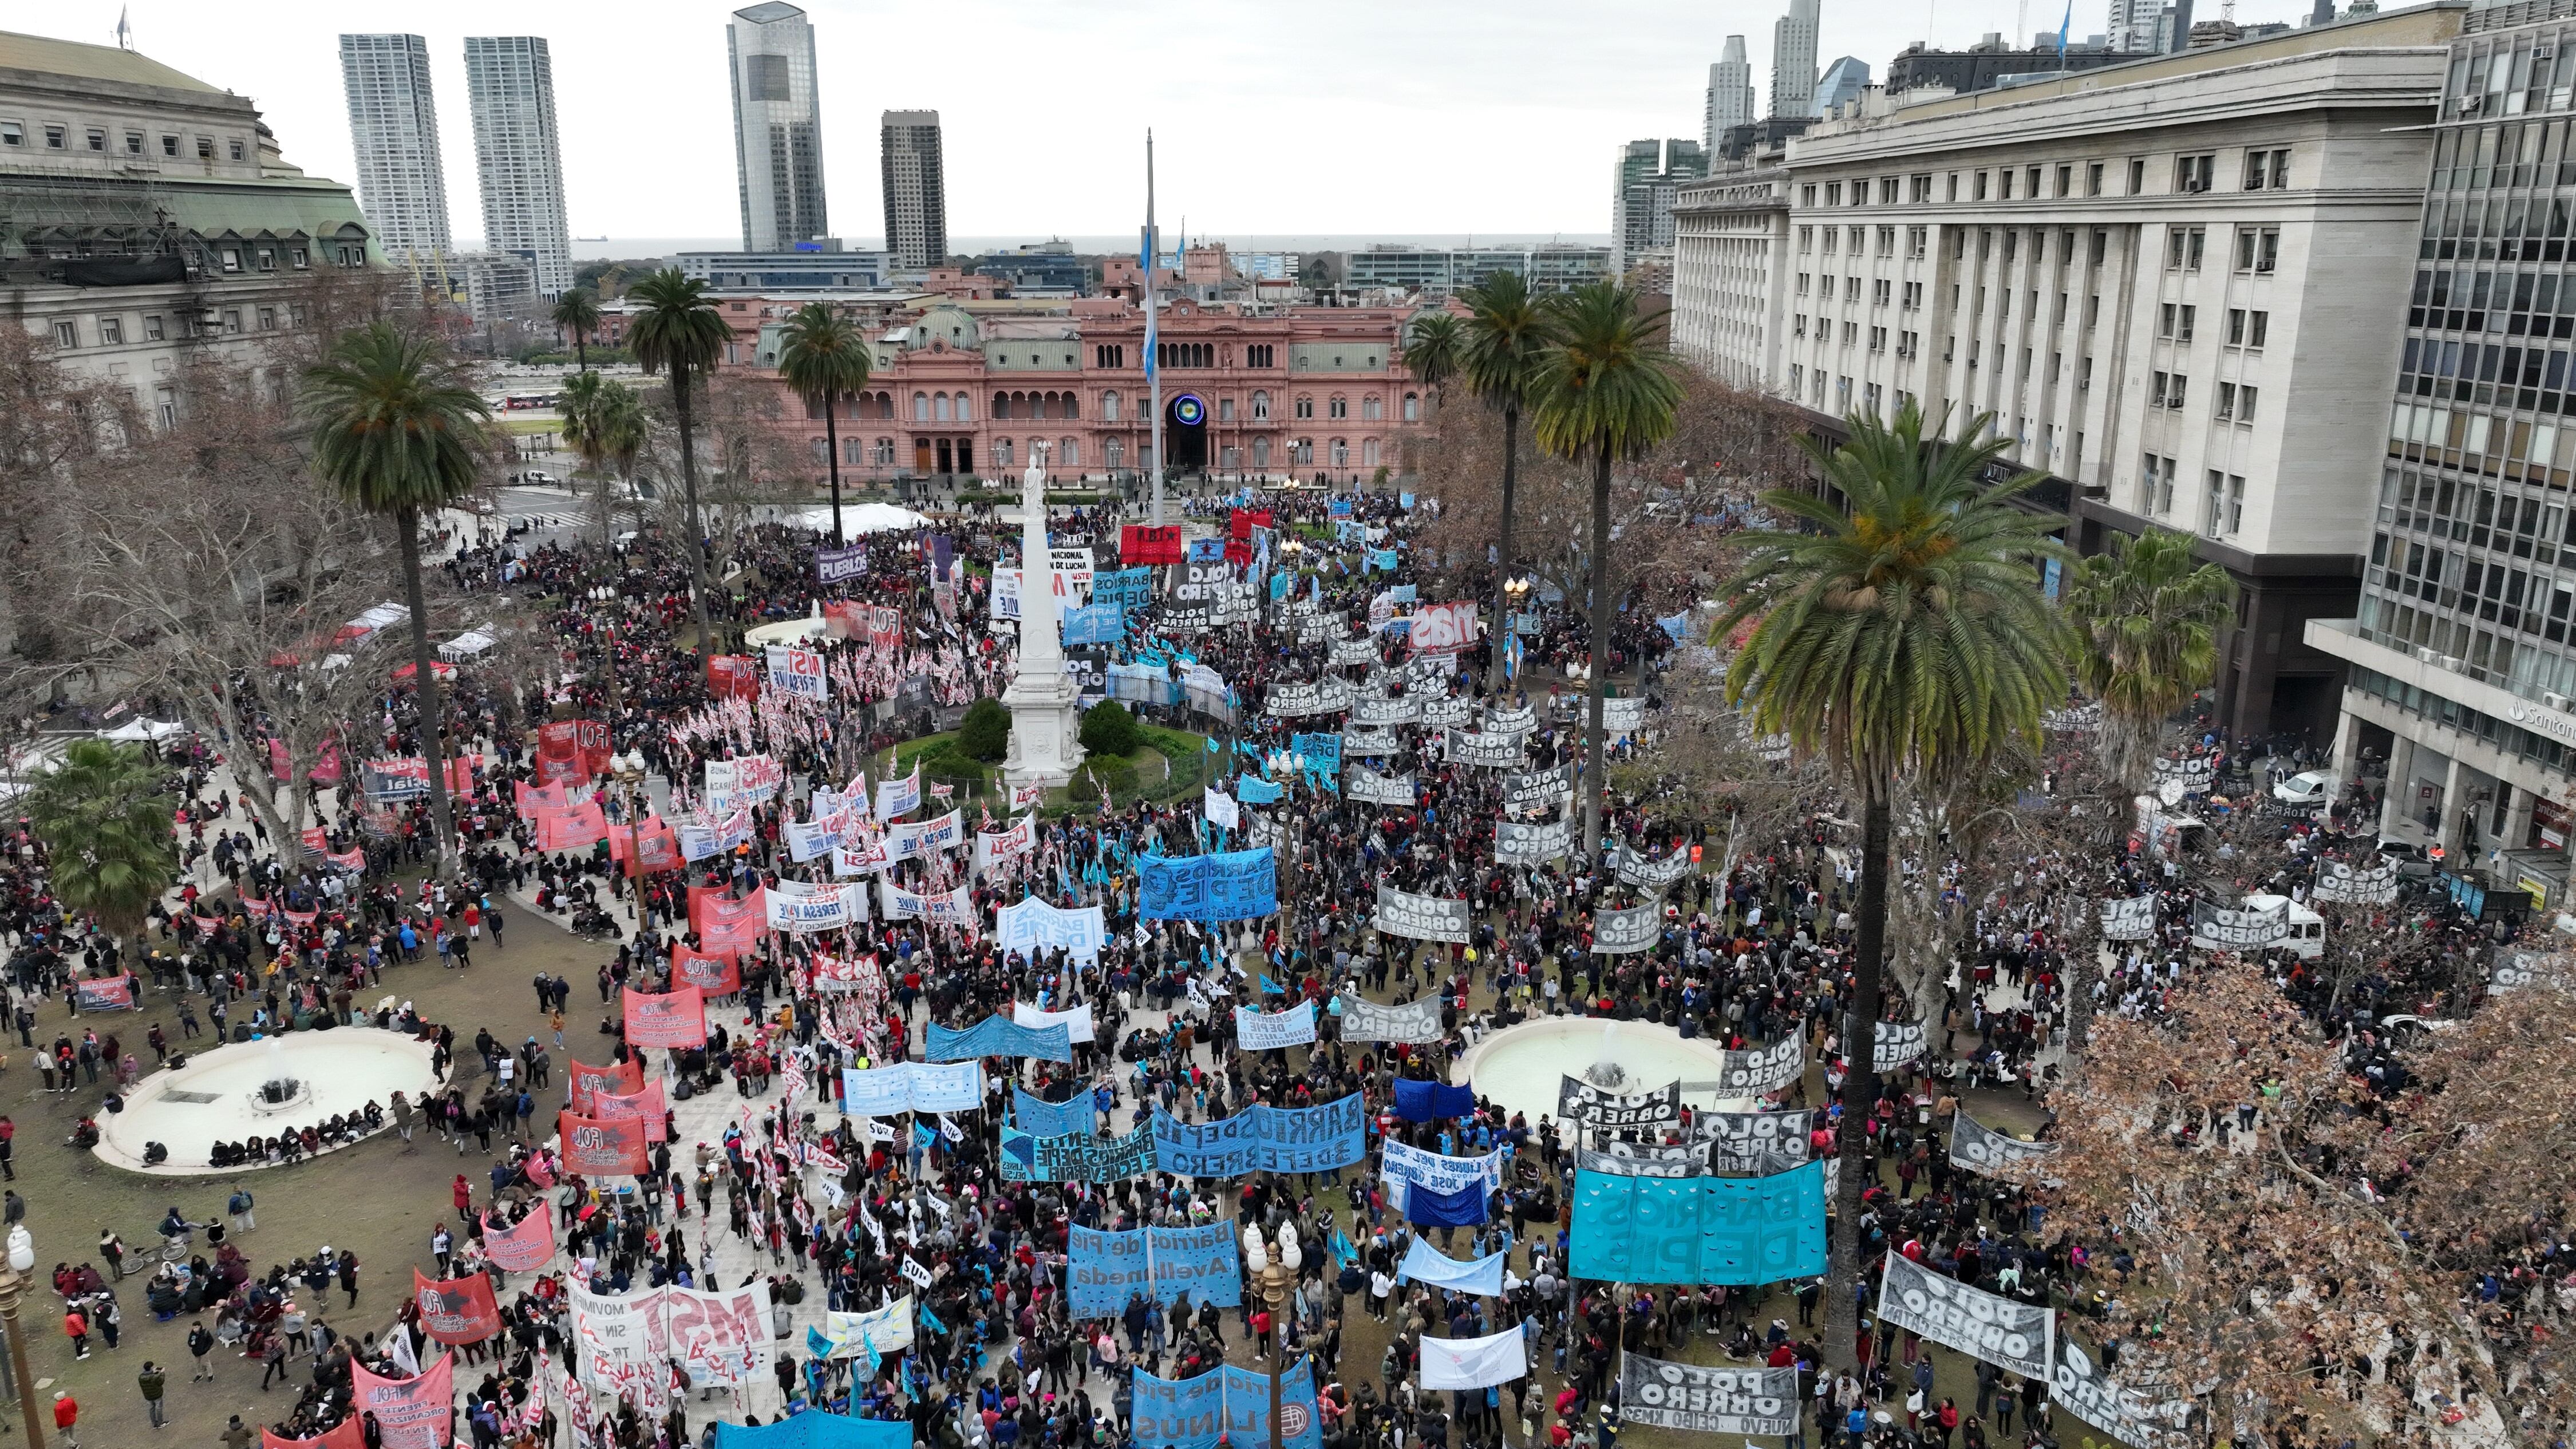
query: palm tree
[
  {"left": 775, "top": 301, "right": 874, "bottom": 546},
  {"left": 1714, "top": 400, "right": 2068, "bottom": 1371},
  {"left": 551, "top": 287, "right": 603, "bottom": 372},
  {"left": 626, "top": 267, "right": 731, "bottom": 666},
  {"left": 2062, "top": 527, "right": 2237, "bottom": 798},
  {"left": 2060, "top": 527, "right": 2235, "bottom": 1055},
  {"left": 562, "top": 372, "right": 649, "bottom": 546},
  {"left": 1401, "top": 310, "right": 1463, "bottom": 413},
  {"left": 1529, "top": 281, "right": 1684, "bottom": 860},
  {"left": 24, "top": 739, "right": 177, "bottom": 965},
  {"left": 301, "top": 319, "right": 491, "bottom": 879},
  {"left": 1458, "top": 271, "right": 1553, "bottom": 652}
]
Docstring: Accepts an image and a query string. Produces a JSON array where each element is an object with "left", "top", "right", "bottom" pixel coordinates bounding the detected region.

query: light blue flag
[{"left": 1395, "top": 1234, "right": 1510, "bottom": 1296}]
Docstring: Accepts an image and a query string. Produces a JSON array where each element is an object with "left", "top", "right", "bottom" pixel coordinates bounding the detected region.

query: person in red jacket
[
  {"left": 50, "top": 1389, "right": 77, "bottom": 1448},
  {"left": 452, "top": 1174, "right": 473, "bottom": 1224}
]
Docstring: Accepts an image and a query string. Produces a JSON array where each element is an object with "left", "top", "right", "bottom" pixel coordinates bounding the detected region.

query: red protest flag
[{"left": 412, "top": 1268, "right": 503, "bottom": 1345}]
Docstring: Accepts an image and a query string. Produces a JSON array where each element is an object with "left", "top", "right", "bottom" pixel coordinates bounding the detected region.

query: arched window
[
  {"left": 1331, "top": 438, "right": 1349, "bottom": 467},
  {"left": 1294, "top": 395, "right": 1313, "bottom": 420},
  {"left": 993, "top": 393, "right": 1010, "bottom": 420},
  {"left": 1103, "top": 390, "right": 1120, "bottom": 423},
  {"left": 1107, "top": 437, "right": 1125, "bottom": 468},
  {"left": 934, "top": 393, "right": 952, "bottom": 421},
  {"left": 1329, "top": 396, "right": 1349, "bottom": 420},
  {"left": 1363, "top": 437, "right": 1380, "bottom": 468},
  {"left": 1293, "top": 439, "right": 1313, "bottom": 465},
  {"left": 1060, "top": 437, "right": 1079, "bottom": 467},
  {"left": 1252, "top": 390, "right": 1271, "bottom": 421},
  {"left": 996, "top": 439, "right": 1014, "bottom": 467},
  {"left": 1362, "top": 394, "right": 1381, "bottom": 421},
  {"left": 1403, "top": 392, "right": 1420, "bottom": 422},
  {"left": 913, "top": 392, "right": 930, "bottom": 421},
  {"left": 954, "top": 393, "right": 971, "bottom": 422},
  {"left": 1252, "top": 436, "right": 1271, "bottom": 469}
]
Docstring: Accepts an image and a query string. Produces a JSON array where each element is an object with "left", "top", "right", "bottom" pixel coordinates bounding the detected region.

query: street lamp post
[
  {"left": 1241, "top": 1223, "right": 1305, "bottom": 1449},
  {"left": 0, "top": 1226, "right": 45, "bottom": 1449}
]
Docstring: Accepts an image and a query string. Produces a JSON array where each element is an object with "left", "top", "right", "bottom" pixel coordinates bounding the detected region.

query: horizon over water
[{"left": 571, "top": 233, "right": 1612, "bottom": 261}]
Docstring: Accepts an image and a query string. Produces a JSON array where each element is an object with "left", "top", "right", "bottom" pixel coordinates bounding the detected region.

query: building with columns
[
  {"left": 1670, "top": 3, "right": 2465, "bottom": 752},
  {"left": 704, "top": 291, "right": 1422, "bottom": 485}
]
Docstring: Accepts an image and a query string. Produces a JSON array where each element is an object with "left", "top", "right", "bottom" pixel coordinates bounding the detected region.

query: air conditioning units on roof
[
  {"left": 2416, "top": 646, "right": 2443, "bottom": 664},
  {"left": 2546, "top": 691, "right": 2570, "bottom": 711}
]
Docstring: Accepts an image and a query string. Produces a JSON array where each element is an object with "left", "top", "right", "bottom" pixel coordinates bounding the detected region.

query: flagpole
[{"left": 1144, "top": 131, "right": 1165, "bottom": 527}]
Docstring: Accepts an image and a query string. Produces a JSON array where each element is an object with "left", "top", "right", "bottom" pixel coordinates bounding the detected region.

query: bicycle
[{"left": 105, "top": 1230, "right": 189, "bottom": 1279}]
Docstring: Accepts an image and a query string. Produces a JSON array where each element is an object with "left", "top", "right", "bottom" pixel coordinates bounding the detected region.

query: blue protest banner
[
  {"left": 1392, "top": 1079, "right": 1477, "bottom": 1122},
  {"left": 1222, "top": 1360, "right": 1324, "bottom": 1449},
  {"left": 1328, "top": 498, "right": 1354, "bottom": 519},
  {"left": 1148, "top": 1221, "right": 1243, "bottom": 1308},
  {"left": 1236, "top": 775, "right": 1284, "bottom": 806},
  {"left": 1186, "top": 537, "right": 1227, "bottom": 565},
  {"left": 924, "top": 1014, "right": 1073, "bottom": 1063},
  {"left": 1404, "top": 1179, "right": 1491, "bottom": 1228},
  {"left": 1130, "top": 1368, "right": 1227, "bottom": 1449},
  {"left": 1013, "top": 1087, "right": 1094, "bottom": 1138},
  {"left": 714, "top": 1414, "right": 911, "bottom": 1449},
  {"left": 1568, "top": 1162, "right": 1826, "bottom": 1285},
  {"left": 1207, "top": 848, "right": 1278, "bottom": 919},
  {"left": 1068, "top": 1226, "right": 1152, "bottom": 1317},
  {"left": 1368, "top": 548, "right": 1400, "bottom": 572},
  {"left": 1137, "top": 854, "right": 1209, "bottom": 922},
  {"left": 1400, "top": 492, "right": 1415, "bottom": 508},
  {"left": 840, "top": 1062, "right": 984, "bottom": 1116},
  {"left": 1150, "top": 1096, "right": 1366, "bottom": 1178},
  {"left": 1270, "top": 573, "right": 1293, "bottom": 601},
  {"left": 1290, "top": 732, "right": 1341, "bottom": 777},
  {"left": 1395, "top": 1237, "right": 1508, "bottom": 1296},
  {"left": 1389, "top": 585, "right": 1417, "bottom": 605},
  {"left": 1063, "top": 602, "right": 1125, "bottom": 647},
  {"left": 1096, "top": 567, "right": 1156, "bottom": 613}
]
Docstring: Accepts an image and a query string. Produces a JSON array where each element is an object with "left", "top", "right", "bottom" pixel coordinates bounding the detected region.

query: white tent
[
  {"left": 98, "top": 717, "right": 187, "bottom": 743},
  {"left": 439, "top": 628, "right": 499, "bottom": 661},
  {"left": 790, "top": 503, "right": 933, "bottom": 540},
  {"left": 339, "top": 602, "right": 409, "bottom": 641}
]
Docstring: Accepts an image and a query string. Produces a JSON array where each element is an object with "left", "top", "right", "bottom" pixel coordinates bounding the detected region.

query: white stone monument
[{"left": 1002, "top": 443, "right": 1086, "bottom": 789}]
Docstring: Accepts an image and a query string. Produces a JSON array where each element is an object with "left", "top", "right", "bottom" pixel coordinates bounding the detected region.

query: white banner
[
  {"left": 2310, "top": 859, "right": 2397, "bottom": 905},
  {"left": 1203, "top": 787, "right": 1240, "bottom": 831},
  {"left": 888, "top": 808, "right": 963, "bottom": 863},
  {"left": 1234, "top": 1002, "right": 1318, "bottom": 1050},
  {"left": 1495, "top": 816, "right": 1571, "bottom": 865},
  {"left": 1012, "top": 1001, "right": 1096, "bottom": 1044},
  {"left": 875, "top": 765, "right": 921, "bottom": 821},
  {"left": 2099, "top": 895, "right": 2156, "bottom": 941},
  {"left": 1591, "top": 900, "right": 1662, "bottom": 955},
  {"left": 764, "top": 645, "right": 827, "bottom": 700},
  {"left": 764, "top": 879, "right": 868, "bottom": 933},
  {"left": 1876, "top": 1253, "right": 2053, "bottom": 1381},
  {"left": 663, "top": 1281, "right": 772, "bottom": 1385},
  {"left": 973, "top": 815, "right": 1036, "bottom": 875},
  {"left": 1334, "top": 992, "right": 1444, "bottom": 1044},
  {"left": 1375, "top": 884, "right": 1471, "bottom": 943},
  {"left": 994, "top": 897, "right": 1108, "bottom": 962},
  {"left": 1418, "top": 1326, "right": 1526, "bottom": 1389},
  {"left": 1348, "top": 768, "right": 1417, "bottom": 807},
  {"left": 1716, "top": 1038, "right": 1804, "bottom": 1095},
  {"left": 1949, "top": 1111, "right": 2061, "bottom": 1174}
]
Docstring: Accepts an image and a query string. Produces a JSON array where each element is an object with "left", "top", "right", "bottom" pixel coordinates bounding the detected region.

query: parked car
[{"left": 2273, "top": 769, "right": 2337, "bottom": 805}]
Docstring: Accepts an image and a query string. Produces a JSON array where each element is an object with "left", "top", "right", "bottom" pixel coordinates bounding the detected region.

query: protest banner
[
  {"left": 1569, "top": 1160, "right": 1828, "bottom": 1285},
  {"left": 974, "top": 815, "right": 1037, "bottom": 875},
  {"left": 1381, "top": 1140, "right": 1502, "bottom": 1212},
  {"left": 994, "top": 897, "right": 1108, "bottom": 962},
  {"left": 349, "top": 1355, "right": 453, "bottom": 1449},
  {"left": 1137, "top": 848, "right": 1278, "bottom": 922},
  {"left": 671, "top": 945, "right": 742, "bottom": 996},
  {"left": 1419, "top": 1328, "right": 1526, "bottom": 1389},
  {"left": 1408, "top": 601, "right": 1477, "bottom": 656},
  {"left": 1131, "top": 1365, "right": 1227, "bottom": 1449},
  {"left": 1875, "top": 1252, "right": 2054, "bottom": 1380},
  {"left": 1234, "top": 1002, "right": 1317, "bottom": 1050},
  {"left": 1716, "top": 1038, "right": 1805, "bottom": 1095},
  {"left": 1502, "top": 764, "right": 1573, "bottom": 817},
  {"left": 1577, "top": 1143, "right": 1708, "bottom": 1178},
  {"left": 557, "top": 1112, "right": 651, "bottom": 1176},
  {"left": 1949, "top": 1111, "right": 2062, "bottom": 1174},
  {"left": 764, "top": 879, "right": 868, "bottom": 934},
  {"left": 567, "top": 1057, "right": 643, "bottom": 1115},
  {"left": 1121, "top": 524, "right": 1185, "bottom": 565},
  {"left": 1150, "top": 1096, "right": 1366, "bottom": 1177},
  {"left": 1615, "top": 840, "right": 1694, "bottom": 889},
  {"left": 1333, "top": 992, "right": 1443, "bottom": 1044},
  {"left": 1556, "top": 1076, "right": 1682, "bottom": 1128},
  {"left": 1591, "top": 901, "right": 1662, "bottom": 955},
  {"left": 1149, "top": 1221, "right": 1243, "bottom": 1308},
  {"left": 1000, "top": 1123, "right": 1157, "bottom": 1183},
  {"left": 1617, "top": 1355, "right": 1800, "bottom": 1436},
  {"left": 1013, "top": 1087, "right": 1095, "bottom": 1138},
  {"left": 816, "top": 544, "right": 867, "bottom": 584},
  {"left": 413, "top": 1269, "right": 503, "bottom": 1345},
  {"left": 1394, "top": 1237, "right": 1507, "bottom": 1296},
  {"left": 1374, "top": 884, "right": 1471, "bottom": 944},
  {"left": 2311, "top": 858, "right": 2399, "bottom": 905},
  {"left": 622, "top": 987, "right": 707, "bottom": 1047},
  {"left": 665, "top": 1281, "right": 772, "bottom": 1385},
  {"left": 2190, "top": 899, "right": 2290, "bottom": 951},
  {"left": 839, "top": 1061, "right": 984, "bottom": 1116},
  {"left": 73, "top": 975, "right": 136, "bottom": 1012},
  {"left": 875, "top": 765, "right": 921, "bottom": 821},
  {"left": 594, "top": 1080, "right": 670, "bottom": 1142},
  {"left": 1444, "top": 731, "right": 1522, "bottom": 768},
  {"left": 1494, "top": 816, "right": 1571, "bottom": 864},
  {"left": 924, "top": 1014, "right": 1072, "bottom": 1063},
  {"left": 1011, "top": 1001, "right": 1095, "bottom": 1043},
  {"left": 481, "top": 1210, "right": 556, "bottom": 1273},
  {"left": 1694, "top": 1109, "right": 1815, "bottom": 1176},
  {"left": 569, "top": 1285, "right": 667, "bottom": 1397},
  {"left": 1873, "top": 1017, "right": 1930, "bottom": 1071},
  {"left": 2099, "top": 894, "right": 2157, "bottom": 941},
  {"left": 1068, "top": 1226, "right": 1152, "bottom": 1317},
  {"left": 2050, "top": 1340, "right": 2198, "bottom": 1449}
]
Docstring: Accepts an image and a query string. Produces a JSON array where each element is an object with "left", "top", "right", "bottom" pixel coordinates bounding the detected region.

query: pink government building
[{"left": 663, "top": 255, "right": 1429, "bottom": 488}]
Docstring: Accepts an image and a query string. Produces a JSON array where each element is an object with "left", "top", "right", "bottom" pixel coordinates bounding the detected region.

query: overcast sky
[{"left": 42, "top": 0, "right": 2324, "bottom": 247}]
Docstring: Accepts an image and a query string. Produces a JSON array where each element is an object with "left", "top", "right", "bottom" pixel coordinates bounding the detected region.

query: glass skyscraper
[{"left": 726, "top": 2, "right": 828, "bottom": 253}]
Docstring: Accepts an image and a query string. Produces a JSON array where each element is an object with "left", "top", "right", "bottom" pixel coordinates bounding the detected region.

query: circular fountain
[
  {"left": 94, "top": 1029, "right": 440, "bottom": 1176},
  {"left": 1455, "top": 1014, "right": 1755, "bottom": 1131}
]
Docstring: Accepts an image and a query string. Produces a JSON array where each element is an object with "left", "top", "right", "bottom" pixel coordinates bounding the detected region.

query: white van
[{"left": 2244, "top": 892, "right": 2325, "bottom": 961}]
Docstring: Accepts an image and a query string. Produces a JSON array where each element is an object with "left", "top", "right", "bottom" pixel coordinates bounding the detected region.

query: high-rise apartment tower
[
  {"left": 462, "top": 36, "right": 572, "bottom": 297},
  {"left": 881, "top": 109, "right": 947, "bottom": 270},
  {"left": 1705, "top": 37, "right": 1757, "bottom": 156},
  {"left": 338, "top": 33, "right": 452, "bottom": 262}
]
